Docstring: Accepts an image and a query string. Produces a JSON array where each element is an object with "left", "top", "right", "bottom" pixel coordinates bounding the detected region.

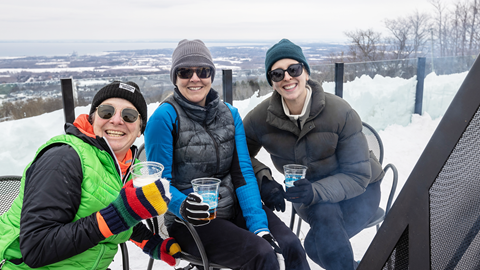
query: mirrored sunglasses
[
  {"left": 268, "top": 63, "right": 304, "bottom": 82},
  {"left": 96, "top": 104, "right": 139, "bottom": 123},
  {"left": 176, "top": 67, "right": 212, "bottom": 80}
]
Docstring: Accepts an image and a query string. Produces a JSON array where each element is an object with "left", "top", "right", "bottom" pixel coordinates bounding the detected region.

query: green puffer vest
[{"left": 0, "top": 134, "right": 133, "bottom": 270}]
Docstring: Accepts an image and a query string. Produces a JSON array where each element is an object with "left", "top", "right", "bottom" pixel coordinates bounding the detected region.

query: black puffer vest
[{"left": 165, "top": 89, "right": 237, "bottom": 223}]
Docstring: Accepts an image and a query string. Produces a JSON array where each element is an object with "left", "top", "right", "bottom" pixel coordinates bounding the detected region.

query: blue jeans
[
  {"left": 168, "top": 205, "right": 310, "bottom": 270},
  {"left": 296, "top": 180, "right": 381, "bottom": 270}
]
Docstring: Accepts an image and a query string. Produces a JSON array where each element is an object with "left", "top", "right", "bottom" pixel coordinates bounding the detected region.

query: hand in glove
[
  {"left": 284, "top": 178, "right": 314, "bottom": 205},
  {"left": 180, "top": 193, "right": 211, "bottom": 226},
  {"left": 257, "top": 231, "right": 285, "bottom": 270},
  {"left": 260, "top": 176, "right": 286, "bottom": 212},
  {"left": 96, "top": 180, "right": 170, "bottom": 238},
  {"left": 131, "top": 234, "right": 181, "bottom": 267}
]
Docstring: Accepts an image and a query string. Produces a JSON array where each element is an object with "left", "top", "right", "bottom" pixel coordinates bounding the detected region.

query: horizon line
[{"left": 0, "top": 38, "right": 347, "bottom": 44}]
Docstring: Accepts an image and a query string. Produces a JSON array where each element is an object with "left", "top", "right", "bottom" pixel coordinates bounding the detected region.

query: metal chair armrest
[
  {"left": 383, "top": 163, "right": 399, "bottom": 215},
  {"left": 178, "top": 219, "right": 210, "bottom": 270},
  {"left": 119, "top": 242, "right": 129, "bottom": 270},
  {"left": 289, "top": 204, "right": 302, "bottom": 237}
]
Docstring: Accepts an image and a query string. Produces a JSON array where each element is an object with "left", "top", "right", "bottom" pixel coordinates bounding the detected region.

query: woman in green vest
[{"left": 0, "top": 81, "right": 180, "bottom": 270}]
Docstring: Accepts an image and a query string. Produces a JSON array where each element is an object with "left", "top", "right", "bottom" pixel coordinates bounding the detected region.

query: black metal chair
[
  {"left": 289, "top": 122, "right": 399, "bottom": 236},
  {"left": 0, "top": 175, "right": 130, "bottom": 270},
  {"left": 137, "top": 143, "right": 229, "bottom": 270}
]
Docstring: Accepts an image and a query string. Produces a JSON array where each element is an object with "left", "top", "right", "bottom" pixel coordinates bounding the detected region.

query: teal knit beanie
[{"left": 264, "top": 39, "right": 310, "bottom": 86}]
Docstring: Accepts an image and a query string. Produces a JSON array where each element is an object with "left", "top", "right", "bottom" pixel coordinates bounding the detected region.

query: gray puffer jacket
[{"left": 243, "top": 79, "right": 384, "bottom": 204}]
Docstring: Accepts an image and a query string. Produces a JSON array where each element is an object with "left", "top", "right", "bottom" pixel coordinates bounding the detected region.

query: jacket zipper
[
  {"left": 204, "top": 124, "right": 220, "bottom": 174},
  {"left": 90, "top": 244, "right": 105, "bottom": 270},
  {"left": 100, "top": 137, "right": 125, "bottom": 183}
]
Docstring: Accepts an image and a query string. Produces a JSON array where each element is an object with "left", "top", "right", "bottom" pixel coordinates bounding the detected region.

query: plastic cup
[
  {"left": 130, "top": 161, "right": 164, "bottom": 187},
  {"left": 191, "top": 178, "right": 221, "bottom": 220},
  {"left": 131, "top": 161, "right": 170, "bottom": 198},
  {"left": 283, "top": 164, "right": 308, "bottom": 188}
]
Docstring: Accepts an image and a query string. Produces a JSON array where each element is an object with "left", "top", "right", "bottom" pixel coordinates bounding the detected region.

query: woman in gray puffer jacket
[{"left": 243, "top": 39, "right": 384, "bottom": 270}]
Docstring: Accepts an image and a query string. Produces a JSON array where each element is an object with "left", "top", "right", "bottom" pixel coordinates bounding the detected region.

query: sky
[
  {"left": 0, "top": 70, "right": 465, "bottom": 269},
  {"left": 1, "top": 0, "right": 458, "bottom": 43}
]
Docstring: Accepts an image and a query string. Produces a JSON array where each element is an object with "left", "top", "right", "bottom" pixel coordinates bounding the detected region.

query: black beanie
[
  {"left": 264, "top": 39, "right": 311, "bottom": 86},
  {"left": 89, "top": 81, "right": 147, "bottom": 134}
]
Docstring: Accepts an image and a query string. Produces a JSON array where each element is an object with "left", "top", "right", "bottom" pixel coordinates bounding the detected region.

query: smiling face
[
  {"left": 176, "top": 67, "right": 212, "bottom": 107},
  {"left": 92, "top": 97, "right": 141, "bottom": 160},
  {"left": 271, "top": 58, "right": 309, "bottom": 113}
]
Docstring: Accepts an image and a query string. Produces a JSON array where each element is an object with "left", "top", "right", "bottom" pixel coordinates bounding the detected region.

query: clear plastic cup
[
  {"left": 191, "top": 178, "right": 221, "bottom": 220},
  {"left": 283, "top": 164, "right": 308, "bottom": 188},
  {"left": 130, "top": 161, "right": 170, "bottom": 198}
]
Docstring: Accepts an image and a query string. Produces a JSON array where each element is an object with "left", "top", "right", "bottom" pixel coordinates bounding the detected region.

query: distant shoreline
[
  {"left": 0, "top": 41, "right": 272, "bottom": 58},
  {"left": 0, "top": 40, "right": 345, "bottom": 58}
]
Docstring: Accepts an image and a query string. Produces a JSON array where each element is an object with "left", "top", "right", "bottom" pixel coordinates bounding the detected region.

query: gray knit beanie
[
  {"left": 265, "top": 38, "right": 310, "bottom": 86},
  {"left": 170, "top": 39, "right": 215, "bottom": 85},
  {"left": 89, "top": 81, "right": 147, "bottom": 134}
]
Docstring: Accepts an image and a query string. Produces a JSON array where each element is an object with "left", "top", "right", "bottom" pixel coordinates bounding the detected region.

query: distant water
[{"left": 0, "top": 41, "right": 270, "bottom": 57}]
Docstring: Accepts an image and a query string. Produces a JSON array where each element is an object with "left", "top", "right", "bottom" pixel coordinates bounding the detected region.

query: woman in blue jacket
[{"left": 144, "top": 39, "right": 309, "bottom": 270}]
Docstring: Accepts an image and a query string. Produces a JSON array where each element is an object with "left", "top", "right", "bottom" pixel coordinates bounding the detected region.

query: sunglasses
[
  {"left": 176, "top": 67, "right": 212, "bottom": 80},
  {"left": 96, "top": 104, "right": 140, "bottom": 123},
  {"left": 268, "top": 63, "right": 304, "bottom": 82}
]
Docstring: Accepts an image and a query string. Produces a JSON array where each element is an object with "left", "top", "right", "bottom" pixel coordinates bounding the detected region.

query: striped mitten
[
  {"left": 131, "top": 234, "right": 181, "bottom": 266},
  {"left": 96, "top": 180, "right": 170, "bottom": 238}
]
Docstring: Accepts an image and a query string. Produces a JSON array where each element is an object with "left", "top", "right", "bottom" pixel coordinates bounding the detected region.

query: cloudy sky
[{"left": 2, "top": 0, "right": 457, "bottom": 43}]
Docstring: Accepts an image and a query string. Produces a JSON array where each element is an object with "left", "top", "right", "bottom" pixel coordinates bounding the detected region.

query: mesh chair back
[{"left": 0, "top": 175, "right": 22, "bottom": 215}]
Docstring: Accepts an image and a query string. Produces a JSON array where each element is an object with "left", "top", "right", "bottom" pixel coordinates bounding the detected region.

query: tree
[
  {"left": 408, "top": 11, "right": 432, "bottom": 58},
  {"left": 430, "top": 0, "right": 449, "bottom": 56},
  {"left": 451, "top": 0, "right": 470, "bottom": 56},
  {"left": 344, "top": 29, "right": 386, "bottom": 62},
  {"left": 384, "top": 16, "right": 414, "bottom": 59},
  {"left": 468, "top": 0, "right": 479, "bottom": 55}
]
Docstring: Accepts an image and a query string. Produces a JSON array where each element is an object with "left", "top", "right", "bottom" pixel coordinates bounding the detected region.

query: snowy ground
[{"left": 0, "top": 72, "right": 463, "bottom": 269}]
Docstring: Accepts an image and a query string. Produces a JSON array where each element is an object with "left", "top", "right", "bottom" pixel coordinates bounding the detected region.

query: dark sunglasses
[
  {"left": 176, "top": 67, "right": 212, "bottom": 80},
  {"left": 268, "top": 63, "right": 304, "bottom": 82},
  {"left": 96, "top": 104, "right": 140, "bottom": 123}
]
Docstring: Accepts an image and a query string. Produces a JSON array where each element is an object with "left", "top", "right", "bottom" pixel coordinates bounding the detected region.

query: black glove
[
  {"left": 180, "top": 193, "right": 210, "bottom": 226},
  {"left": 285, "top": 178, "right": 314, "bottom": 205},
  {"left": 260, "top": 176, "right": 286, "bottom": 212},
  {"left": 257, "top": 231, "right": 285, "bottom": 269}
]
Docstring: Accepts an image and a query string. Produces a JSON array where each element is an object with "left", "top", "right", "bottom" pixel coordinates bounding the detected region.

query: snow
[{"left": 0, "top": 71, "right": 466, "bottom": 269}]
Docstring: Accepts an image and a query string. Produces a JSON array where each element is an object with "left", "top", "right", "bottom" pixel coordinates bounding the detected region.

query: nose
[
  {"left": 190, "top": 71, "right": 201, "bottom": 82},
  {"left": 109, "top": 110, "right": 124, "bottom": 124},
  {"left": 283, "top": 70, "right": 293, "bottom": 81}
]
